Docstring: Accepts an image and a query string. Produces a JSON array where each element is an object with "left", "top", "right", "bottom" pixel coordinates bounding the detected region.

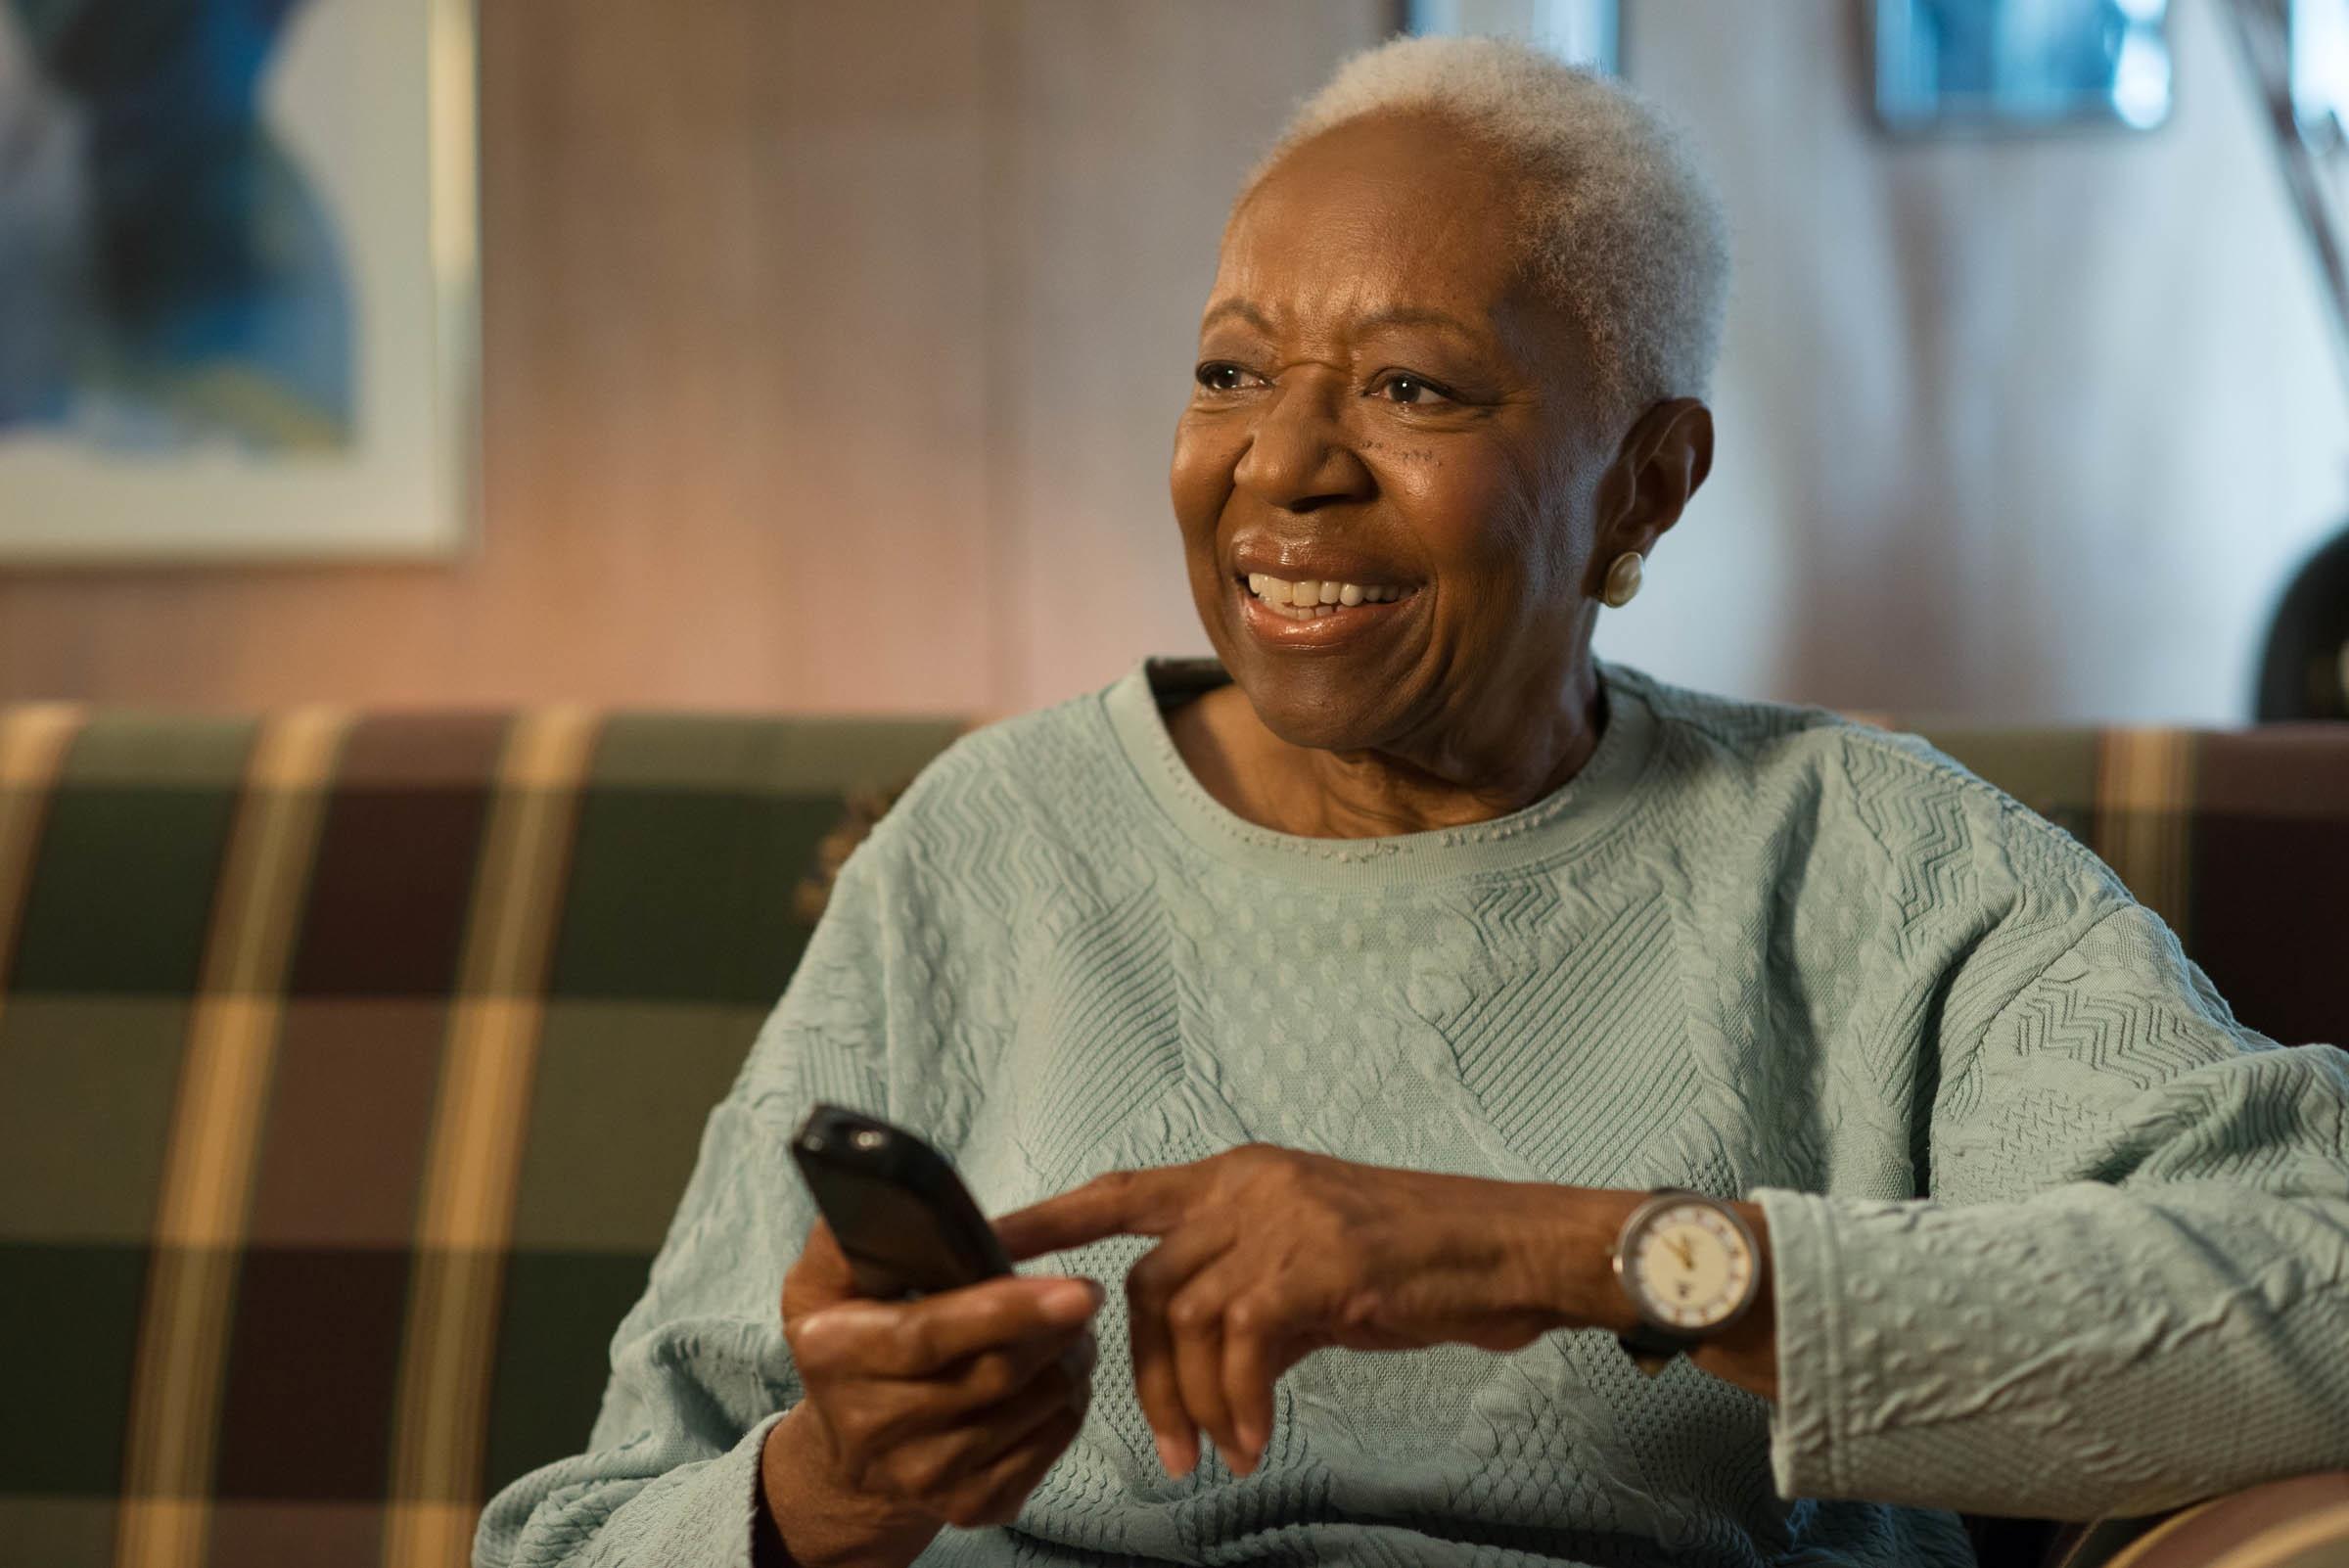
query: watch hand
[{"left": 1666, "top": 1235, "right": 1695, "bottom": 1269}]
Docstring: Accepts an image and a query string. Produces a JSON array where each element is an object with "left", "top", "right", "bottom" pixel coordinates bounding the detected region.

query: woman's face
[{"left": 1171, "top": 113, "right": 1621, "bottom": 757}]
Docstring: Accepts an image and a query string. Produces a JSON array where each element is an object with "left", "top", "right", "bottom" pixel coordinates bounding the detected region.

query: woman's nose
[{"left": 1231, "top": 381, "right": 1376, "bottom": 513}]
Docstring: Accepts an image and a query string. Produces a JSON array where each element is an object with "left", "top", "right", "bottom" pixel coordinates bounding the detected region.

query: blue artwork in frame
[
  {"left": 2292, "top": 0, "right": 2349, "bottom": 150},
  {"left": 0, "top": 0, "right": 478, "bottom": 562},
  {"left": 0, "top": 0, "right": 355, "bottom": 454},
  {"left": 1873, "top": 0, "right": 2174, "bottom": 133}
]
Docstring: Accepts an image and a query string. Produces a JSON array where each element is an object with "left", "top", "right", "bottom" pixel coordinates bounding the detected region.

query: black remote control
[{"left": 790, "top": 1103, "right": 1013, "bottom": 1301}]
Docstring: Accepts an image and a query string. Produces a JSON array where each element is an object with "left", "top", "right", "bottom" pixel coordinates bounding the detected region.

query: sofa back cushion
[
  {"left": 0, "top": 705, "right": 2340, "bottom": 1567},
  {"left": 1915, "top": 725, "right": 2349, "bottom": 1052}
]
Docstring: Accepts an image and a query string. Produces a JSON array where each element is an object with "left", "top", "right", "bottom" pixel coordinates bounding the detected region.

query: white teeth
[{"left": 1245, "top": 574, "right": 1412, "bottom": 612}]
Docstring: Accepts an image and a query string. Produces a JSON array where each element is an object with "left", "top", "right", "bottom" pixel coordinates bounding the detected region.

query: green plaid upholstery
[
  {"left": 0, "top": 705, "right": 2342, "bottom": 1568},
  {"left": 0, "top": 708, "right": 963, "bottom": 1568}
]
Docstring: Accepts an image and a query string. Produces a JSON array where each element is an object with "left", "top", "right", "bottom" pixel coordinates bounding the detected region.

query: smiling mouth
[{"left": 1239, "top": 572, "right": 1422, "bottom": 622}]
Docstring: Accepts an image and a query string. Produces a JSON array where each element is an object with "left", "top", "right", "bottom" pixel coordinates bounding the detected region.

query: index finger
[{"left": 990, "top": 1166, "right": 1194, "bottom": 1262}]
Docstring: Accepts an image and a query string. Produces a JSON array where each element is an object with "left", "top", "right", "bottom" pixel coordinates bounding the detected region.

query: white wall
[
  {"left": 1560, "top": 0, "right": 2349, "bottom": 721},
  {"left": 1003, "top": 0, "right": 2349, "bottom": 724}
]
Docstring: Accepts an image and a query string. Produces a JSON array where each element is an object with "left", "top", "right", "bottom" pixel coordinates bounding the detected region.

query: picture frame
[
  {"left": 1871, "top": 0, "right": 2175, "bottom": 135},
  {"left": 0, "top": 0, "right": 479, "bottom": 564}
]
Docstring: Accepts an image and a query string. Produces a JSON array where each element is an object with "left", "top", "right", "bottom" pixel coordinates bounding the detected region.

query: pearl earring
[{"left": 1601, "top": 551, "right": 1644, "bottom": 608}]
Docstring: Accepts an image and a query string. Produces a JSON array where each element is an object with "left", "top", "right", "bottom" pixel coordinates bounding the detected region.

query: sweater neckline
[{"left": 1099, "top": 655, "right": 1660, "bottom": 890}]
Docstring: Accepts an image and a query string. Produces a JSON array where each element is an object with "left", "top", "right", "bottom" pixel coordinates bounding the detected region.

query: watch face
[{"left": 1624, "top": 1198, "right": 1756, "bottom": 1331}]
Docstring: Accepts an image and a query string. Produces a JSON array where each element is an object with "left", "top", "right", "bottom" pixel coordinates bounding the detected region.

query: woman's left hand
[{"left": 990, "top": 1143, "right": 1623, "bottom": 1479}]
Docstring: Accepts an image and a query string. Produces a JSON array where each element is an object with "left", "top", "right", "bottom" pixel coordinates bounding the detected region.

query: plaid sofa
[{"left": 0, "top": 705, "right": 2342, "bottom": 1568}]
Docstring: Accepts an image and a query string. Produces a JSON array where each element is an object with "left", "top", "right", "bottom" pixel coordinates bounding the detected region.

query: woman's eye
[
  {"left": 1376, "top": 374, "right": 1453, "bottom": 406},
  {"left": 1195, "top": 362, "right": 1254, "bottom": 392}
]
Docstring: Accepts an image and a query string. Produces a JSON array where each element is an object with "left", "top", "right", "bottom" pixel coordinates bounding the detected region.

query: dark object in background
[
  {"left": 2229, "top": 1, "right": 2349, "bottom": 724},
  {"left": 793, "top": 782, "right": 908, "bottom": 923},
  {"left": 2256, "top": 525, "right": 2349, "bottom": 719}
]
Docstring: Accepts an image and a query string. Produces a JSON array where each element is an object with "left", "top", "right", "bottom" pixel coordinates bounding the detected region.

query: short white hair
[{"left": 1241, "top": 34, "right": 1729, "bottom": 419}]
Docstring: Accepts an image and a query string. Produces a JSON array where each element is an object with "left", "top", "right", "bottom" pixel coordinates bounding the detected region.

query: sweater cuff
[
  {"left": 1753, "top": 1186, "right": 1851, "bottom": 1501},
  {"left": 734, "top": 1412, "right": 790, "bottom": 1564},
  {"left": 633, "top": 1410, "right": 788, "bottom": 1567}
]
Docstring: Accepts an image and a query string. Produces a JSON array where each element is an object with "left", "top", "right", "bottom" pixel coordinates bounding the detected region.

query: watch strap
[{"left": 1617, "top": 1321, "right": 1700, "bottom": 1376}]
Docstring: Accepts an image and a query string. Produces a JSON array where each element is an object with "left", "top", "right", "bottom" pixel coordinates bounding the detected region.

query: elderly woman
[{"left": 478, "top": 35, "right": 2349, "bottom": 1568}]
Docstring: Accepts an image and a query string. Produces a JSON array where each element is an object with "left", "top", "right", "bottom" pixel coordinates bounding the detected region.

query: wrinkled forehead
[{"left": 1216, "top": 115, "right": 1531, "bottom": 318}]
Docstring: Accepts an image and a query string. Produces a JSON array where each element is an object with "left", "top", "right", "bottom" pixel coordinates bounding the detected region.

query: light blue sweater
[{"left": 476, "top": 659, "right": 2349, "bottom": 1567}]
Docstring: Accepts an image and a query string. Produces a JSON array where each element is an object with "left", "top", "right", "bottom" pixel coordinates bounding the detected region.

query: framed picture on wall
[
  {"left": 1871, "top": 0, "right": 2175, "bottom": 134},
  {"left": 0, "top": 0, "right": 478, "bottom": 563}
]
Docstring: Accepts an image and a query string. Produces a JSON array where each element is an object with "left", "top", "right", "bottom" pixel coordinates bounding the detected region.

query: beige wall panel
[
  {"left": 0, "top": 0, "right": 1006, "bottom": 715},
  {"left": 991, "top": 0, "right": 1391, "bottom": 711}
]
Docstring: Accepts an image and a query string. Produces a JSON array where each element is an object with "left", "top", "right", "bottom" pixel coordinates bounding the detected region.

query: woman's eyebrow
[
  {"left": 1200, "top": 300, "right": 1486, "bottom": 341},
  {"left": 1200, "top": 299, "right": 1275, "bottom": 335},
  {"left": 1354, "top": 305, "right": 1484, "bottom": 340}
]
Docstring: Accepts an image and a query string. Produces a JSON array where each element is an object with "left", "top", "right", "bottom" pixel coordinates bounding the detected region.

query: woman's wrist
[
  {"left": 1686, "top": 1199, "right": 1778, "bottom": 1402},
  {"left": 757, "top": 1404, "right": 941, "bottom": 1568},
  {"left": 1517, "top": 1183, "right": 1646, "bottom": 1334}
]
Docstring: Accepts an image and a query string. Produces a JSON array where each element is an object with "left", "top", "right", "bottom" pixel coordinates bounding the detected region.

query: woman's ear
[{"left": 1605, "top": 397, "right": 1713, "bottom": 557}]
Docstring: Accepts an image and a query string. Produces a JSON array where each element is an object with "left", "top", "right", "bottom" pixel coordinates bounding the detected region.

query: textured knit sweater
[{"left": 475, "top": 658, "right": 2349, "bottom": 1568}]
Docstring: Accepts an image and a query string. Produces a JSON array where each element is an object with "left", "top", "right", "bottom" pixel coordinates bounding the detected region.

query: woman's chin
[
  {"left": 1197, "top": 587, "right": 1426, "bottom": 751},
  {"left": 1222, "top": 665, "right": 1399, "bottom": 756}
]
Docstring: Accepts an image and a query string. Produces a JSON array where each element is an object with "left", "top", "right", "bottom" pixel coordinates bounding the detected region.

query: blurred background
[{"left": 3, "top": 0, "right": 2348, "bottom": 724}]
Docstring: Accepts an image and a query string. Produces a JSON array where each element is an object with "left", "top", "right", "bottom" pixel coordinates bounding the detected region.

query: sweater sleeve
[
  {"left": 1755, "top": 899, "right": 2349, "bottom": 1519},
  {"left": 471, "top": 840, "right": 901, "bottom": 1567}
]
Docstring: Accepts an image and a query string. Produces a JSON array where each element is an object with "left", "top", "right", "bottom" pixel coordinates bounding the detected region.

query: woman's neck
[{"left": 1166, "top": 666, "right": 1606, "bottom": 840}]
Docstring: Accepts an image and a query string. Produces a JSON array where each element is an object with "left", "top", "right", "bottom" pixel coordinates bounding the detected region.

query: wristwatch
[{"left": 1609, "top": 1187, "right": 1761, "bottom": 1376}]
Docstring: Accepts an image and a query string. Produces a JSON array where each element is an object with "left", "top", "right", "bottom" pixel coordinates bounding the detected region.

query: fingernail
[
  {"left": 1154, "top": 1431, "right": 1190, "bottom": 1478},
  {"left": 1043, "top": 1279, "right": 1095, "bottom": 1318}
]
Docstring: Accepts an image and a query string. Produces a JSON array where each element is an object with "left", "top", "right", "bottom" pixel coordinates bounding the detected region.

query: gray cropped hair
[{"left": 1241, "top": 34, "right": 1730, "bottom": 420}]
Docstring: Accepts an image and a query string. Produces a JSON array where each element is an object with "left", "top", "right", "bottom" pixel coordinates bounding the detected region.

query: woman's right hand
[{"left": 760, "top": 1217, "right": 1101, "bottom": 1561}]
